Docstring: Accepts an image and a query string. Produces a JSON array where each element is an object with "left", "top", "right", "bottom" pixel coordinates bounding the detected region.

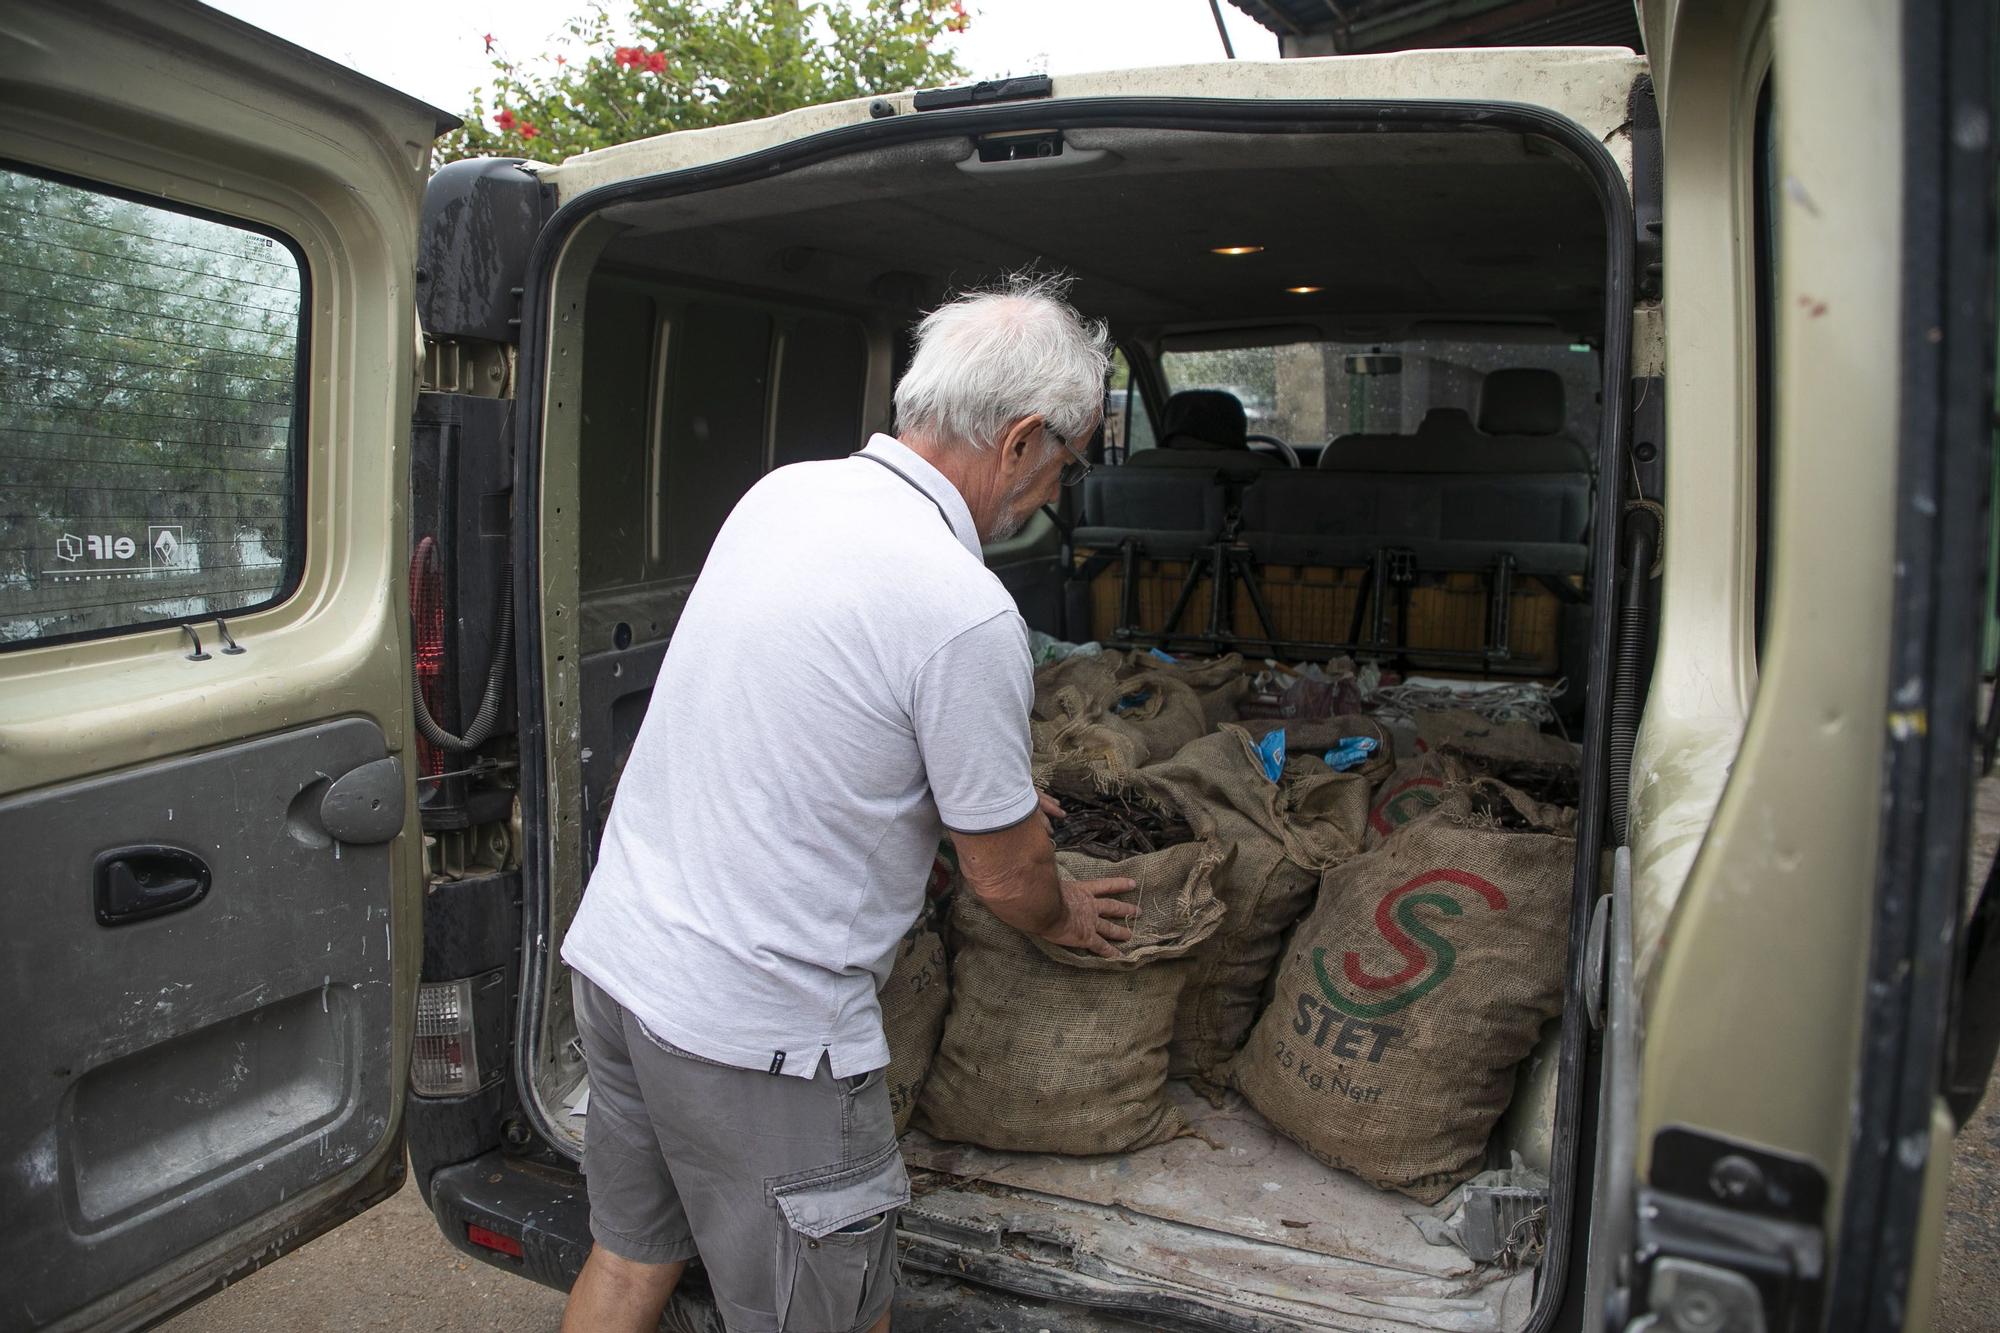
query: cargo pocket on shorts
[{"left": 770, "top": 1146, "right": 908, "bottom": 1333}]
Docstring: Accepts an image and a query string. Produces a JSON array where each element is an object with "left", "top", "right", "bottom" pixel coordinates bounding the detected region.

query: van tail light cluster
[
  {"left": 411, "top": 976, "right": 482, "bottom": 1096},
  {"left": 409, "top": 536, "right": 449, "bottom": 780}
]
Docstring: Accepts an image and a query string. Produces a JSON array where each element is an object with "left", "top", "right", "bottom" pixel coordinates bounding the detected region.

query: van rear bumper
[{"left": 424, "top": 1150, "right": 1151, "bottom": 1331}]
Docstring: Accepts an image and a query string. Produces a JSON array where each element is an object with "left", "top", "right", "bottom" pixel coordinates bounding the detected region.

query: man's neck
[{"left": 898, "top": 434, "right": 995, "bottom": 539}]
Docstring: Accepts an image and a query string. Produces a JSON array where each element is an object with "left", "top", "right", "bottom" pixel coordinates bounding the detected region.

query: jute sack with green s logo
[
  {"left": 878, "top": 919, "right": 950, "bottom": 1136},
  {"left": 1232, "top": 779, "right": 1575, "bottom": 1203},
  {"left": 1363, "top": 752, "right": 1471, "bottom": 850}
]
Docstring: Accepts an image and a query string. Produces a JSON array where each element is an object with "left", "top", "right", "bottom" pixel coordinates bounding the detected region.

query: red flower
[
  {"left": 644, "top": 50, "right": 667, "bottom": 73},
  {"left": 482, "top": 32, "right": 495, "bottom": 53},
  {"left": 613, "top": 45, "right": 644, "bottom": 68},
  {"left": 555, "top": 54, "right": 566, "bottom": 65},
  {"left": 520, "top": 122, "right": 540, "bottom": 139},
  {"left": 494, "top": 107, "right": 517, "bottom": 130},
  {"left": 944, "top": 1, "right": 970, "bottom": 33}
]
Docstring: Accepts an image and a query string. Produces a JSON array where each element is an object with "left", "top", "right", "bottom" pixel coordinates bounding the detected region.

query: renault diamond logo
[{"left": 149, "top": 525, "right": 185, "bottom": 568}]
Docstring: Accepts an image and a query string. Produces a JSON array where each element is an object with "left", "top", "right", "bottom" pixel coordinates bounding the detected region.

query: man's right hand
[
  {"left": 1037, "top": 876, "right": 1140, "bottom": 959},
  {"left": 949, "top": 796, "right": 1143, "bottom": 955}
]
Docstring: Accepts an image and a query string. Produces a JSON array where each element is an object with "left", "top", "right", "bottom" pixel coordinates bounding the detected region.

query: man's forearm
[
  {"left": 948, "top": 816, "right": 1065, "bottom": 935},
  {"left": 970, "top": 854, "right": 1065, "bottom": 935}
]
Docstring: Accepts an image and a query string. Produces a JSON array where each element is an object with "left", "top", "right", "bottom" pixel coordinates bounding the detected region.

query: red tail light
[
  {"left": 465, "top": 1223, "right": 525, "bottom": 1259},
  {"left": 410, "top": 536, "right": 447, "bottom": 778}
]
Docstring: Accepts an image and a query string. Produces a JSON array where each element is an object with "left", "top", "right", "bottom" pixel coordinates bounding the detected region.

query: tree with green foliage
[{"left": 438, "top": 0, "right": 973, "bottom": 164}]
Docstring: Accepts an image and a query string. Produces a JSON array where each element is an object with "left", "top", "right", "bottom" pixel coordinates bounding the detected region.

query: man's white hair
[{"left": 893, "top": 272, "right": 1112, "bottom": 453}]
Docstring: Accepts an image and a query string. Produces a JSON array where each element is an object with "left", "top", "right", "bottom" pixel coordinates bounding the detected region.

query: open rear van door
[
  {"left": 0, "top": 2, "right": 451, "bottom": 1327},
  {"left": 1597, "top": 0, "right": 1996, "bottom": 1328}
]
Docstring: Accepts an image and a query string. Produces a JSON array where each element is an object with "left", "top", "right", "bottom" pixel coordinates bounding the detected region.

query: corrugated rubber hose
[
  {"left": 412, "top": 559, "right": 514, "bottom": 753},
  {"left": 1609, "top": 503, "right": 1660, "bottom": 847}
]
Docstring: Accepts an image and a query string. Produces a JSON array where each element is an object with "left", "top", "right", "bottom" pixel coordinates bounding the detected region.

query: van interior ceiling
[{"left": 534, "top": 122, "right": 1614, "bottom": 1332}]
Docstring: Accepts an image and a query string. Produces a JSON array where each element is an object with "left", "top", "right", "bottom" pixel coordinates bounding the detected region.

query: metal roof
[{"left": 1225, "top": 0, "right": 1642, "bottom": 55}]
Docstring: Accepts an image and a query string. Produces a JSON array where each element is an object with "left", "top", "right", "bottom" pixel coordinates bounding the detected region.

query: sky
[{"left": 205, "top": 0, "right": 1279, "bottom": 121}]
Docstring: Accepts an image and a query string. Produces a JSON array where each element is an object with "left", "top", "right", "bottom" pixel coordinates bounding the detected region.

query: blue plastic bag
[
  {"left": 1254, "top": 728, "right": 1287, "bottom": 782},
  {"left": 1322, "top": 735, "right": 1380, "bottom": 773}
]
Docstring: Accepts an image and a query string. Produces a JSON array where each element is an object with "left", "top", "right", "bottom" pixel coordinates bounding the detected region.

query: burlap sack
[
  {"left": 1232, "top": 780, "right": 1576, "bottom": 1202},
  {"left": 1139, "top": 720, "right": 1386, "bottom": 1086},
  {"left": 1364, "top": 753, "right": 1471, "bottom": 849},
  {"left": 1414, "top": 710, "right": 1580, "bottom": 808},
  {"left": 1032, "top": 652, "right": 1125, "bottom": 721},
  {"left": 915, "top": 842, "right": 1226, "bottom": 1154},
  {"left": 1034, "top": 674, "right": 1207, "bottom": 790},
  {"left": 1415, "top": 710, "right": 1578, "bottom": 768},
  {"left": 1121, "top": 651, "right": 1252, "bottom": 731},
  {"left": 879, "top": 923, "right": 949, "bottom": 1136}
]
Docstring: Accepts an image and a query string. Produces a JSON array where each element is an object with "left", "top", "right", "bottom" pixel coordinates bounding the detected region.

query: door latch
[{"left": 94, "top": 845, "right": 212, "bottom": 926}]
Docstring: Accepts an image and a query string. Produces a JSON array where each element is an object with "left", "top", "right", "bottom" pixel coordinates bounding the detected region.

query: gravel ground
[
  {"left": 157, "top": 1175, "right": 567, "bottom": 1333},
  {"left": 161, "top": 780, "right": 2000, "bottom": 1333}
]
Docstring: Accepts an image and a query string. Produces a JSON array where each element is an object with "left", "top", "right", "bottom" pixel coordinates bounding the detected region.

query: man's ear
[{"left": 997, "top": 414, "right": 1045, "bottom": 468}]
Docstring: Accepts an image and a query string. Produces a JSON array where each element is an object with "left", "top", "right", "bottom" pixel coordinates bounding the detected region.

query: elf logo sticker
[
  {"left": 1313, "top": 869, "right": 1507, "bottom": 1018},
  {"left": 1368, "top": 776, "right": 1446, "bottom": 836}
]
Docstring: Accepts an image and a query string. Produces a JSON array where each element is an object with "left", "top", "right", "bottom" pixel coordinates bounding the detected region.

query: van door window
[{"left": 0, "top": 166, "right": 306, "bottom": 648}]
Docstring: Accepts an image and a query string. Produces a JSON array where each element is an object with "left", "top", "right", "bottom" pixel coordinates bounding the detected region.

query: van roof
[{"left": 536, "top": 47, "right": 1646, "bottom": 202}]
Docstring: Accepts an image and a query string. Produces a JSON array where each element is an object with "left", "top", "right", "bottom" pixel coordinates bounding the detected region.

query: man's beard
[{"left": 986, "top": 470, "right": 1040, "bottom": 542}]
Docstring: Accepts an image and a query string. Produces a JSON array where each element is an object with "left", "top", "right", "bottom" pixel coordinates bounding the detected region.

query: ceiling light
[
  {"left": 1210, "top": 245, "right": 1264, "bottom": 256},
  {"left": 1286, "top": 285, "right": 1323, "bottom": 294}
]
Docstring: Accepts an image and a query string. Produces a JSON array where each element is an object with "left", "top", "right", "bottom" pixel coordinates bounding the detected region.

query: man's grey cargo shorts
[{"left": 572, "top": 972, "right": 907, "bottom": 1332}]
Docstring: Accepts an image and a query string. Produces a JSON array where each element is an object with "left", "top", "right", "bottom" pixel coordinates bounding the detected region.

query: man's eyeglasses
[{"left": 1049, "top": 428, "right": 1092, "bottom": 488}]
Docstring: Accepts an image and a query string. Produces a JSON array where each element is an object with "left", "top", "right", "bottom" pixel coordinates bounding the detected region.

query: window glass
[
  {"left": 0, "top": 167, "right": 305, "bottom": 647},
  {"left": 1106, "top": 348, "right": 1154, "bottom": 461},
  {"left": 1160, "top": 338, "right": 1600, "bottom": 446}
]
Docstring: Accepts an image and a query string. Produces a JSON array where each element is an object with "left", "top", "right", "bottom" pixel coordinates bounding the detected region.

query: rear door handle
[{"left": 94, "top": 845, "right": 212, "bottom": 926}]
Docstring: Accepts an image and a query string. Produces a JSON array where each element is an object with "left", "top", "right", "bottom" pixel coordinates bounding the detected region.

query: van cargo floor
[
  {"left": 903, "top": 1082, "right": 1473, "bottom": 1275},
  {"left": 896, "top": 1080, "right": 1528, "bottom": 1328},
  {"left": 555, "top": 1075, "right": 1534, "bottom": 1330}
]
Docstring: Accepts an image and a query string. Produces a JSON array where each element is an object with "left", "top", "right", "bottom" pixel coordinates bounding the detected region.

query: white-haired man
[{"left": 557, "top": 277, "right": 1139, "bottom": 1333}]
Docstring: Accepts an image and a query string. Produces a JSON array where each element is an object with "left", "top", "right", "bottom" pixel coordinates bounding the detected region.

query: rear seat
[
  {"left": 1067, "top": 466, "right": 1230, "bottom": 642},
  {"left": 1124, "top": 388, "right": 1286, "bottom": 483},
  {"left": 1072, "top": 468, "right": 1226, "bottom": 559},
  {"left": 1272, "top": 367, "right": 1591, "bottom": 575},
  {"left": 1238, "top": 471, "right": 1589, "bottom": 576},
  {"left": 1069, "top": 370, "right": 1591, "bottom": 660},
  {"left": 1232, "top": 367, "right": 1592, "bottom": 663}
]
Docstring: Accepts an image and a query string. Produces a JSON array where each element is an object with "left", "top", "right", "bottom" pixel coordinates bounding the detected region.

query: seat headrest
[
  {"left": 1417, "top": 407, "right": 1478, "bottom": 439},
  {"left": 1159, "top": 389, "right": 1248, "bottom": 451},
  {"left": 1478, "top": 369, "right": 1566, "bottom": 436}
]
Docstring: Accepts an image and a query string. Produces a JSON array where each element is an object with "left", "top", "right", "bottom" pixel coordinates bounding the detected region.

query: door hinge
[{"left": 1621, "top": 1130, "right": 1826, "bottom": 1332}]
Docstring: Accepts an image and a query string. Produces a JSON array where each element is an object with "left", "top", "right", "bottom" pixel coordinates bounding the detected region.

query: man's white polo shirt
[{"left": 562, "top": 434, "right": 1037, "bottom": 1078}]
